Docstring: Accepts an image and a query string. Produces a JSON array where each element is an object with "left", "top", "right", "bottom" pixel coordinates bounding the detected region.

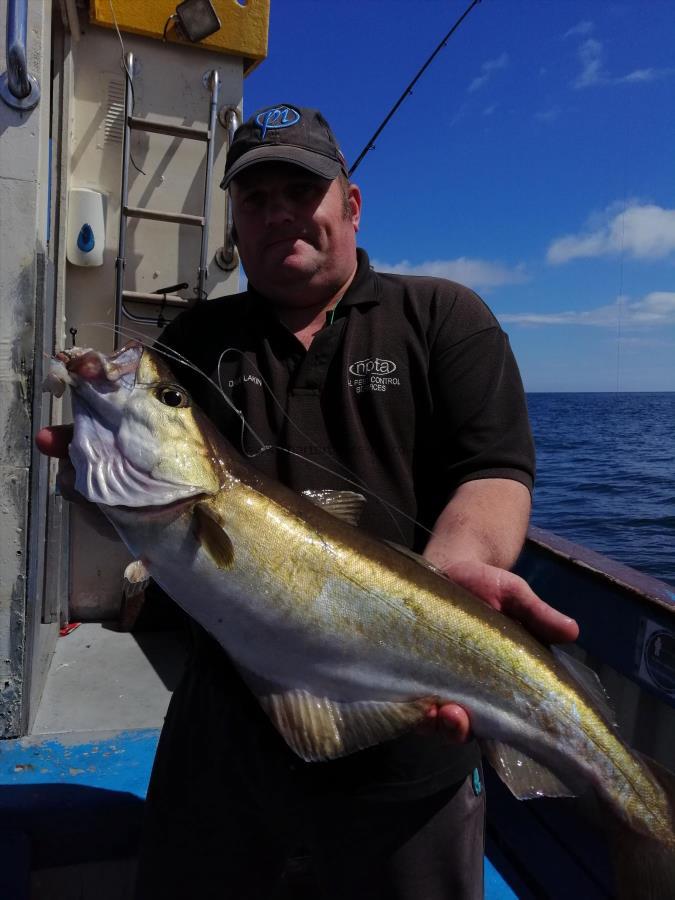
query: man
[{"left": 37, "top": 105, "right": 577, "bottom": 899}]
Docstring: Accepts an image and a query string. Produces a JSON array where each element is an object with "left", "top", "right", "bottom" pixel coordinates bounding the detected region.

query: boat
[{"left": 1, "top": 3, "right": 673, "bottom": 898}]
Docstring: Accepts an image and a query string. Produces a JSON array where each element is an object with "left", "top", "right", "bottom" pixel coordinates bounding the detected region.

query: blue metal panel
[
  {"left": 0, "top": 729, "right": 159, "bottom": 796},
  {"left": 0, "top": 729, "right": 159, "bottom": 871}
]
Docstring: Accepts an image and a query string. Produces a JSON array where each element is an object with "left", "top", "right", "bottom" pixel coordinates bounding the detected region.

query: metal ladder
[{"left": 114, "top": 51, "right": 219, "bottom": 346}]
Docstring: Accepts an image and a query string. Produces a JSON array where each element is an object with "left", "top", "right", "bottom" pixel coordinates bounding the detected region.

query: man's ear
[{"left": 349, "top": 183, "right": 362, "bottom": 232}]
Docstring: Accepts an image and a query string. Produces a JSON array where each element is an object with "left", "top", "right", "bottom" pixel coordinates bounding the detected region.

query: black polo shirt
[
  {"left": 161, "top": 248, "right": 533, "bottom": 547},
  {"left": 158, "top": 247, "right": 534, "bottom": 795}
]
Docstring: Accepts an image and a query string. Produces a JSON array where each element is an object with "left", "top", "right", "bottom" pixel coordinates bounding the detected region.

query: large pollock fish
[{"left": 46, "top": 341, "right": 675, "bottom": 895}]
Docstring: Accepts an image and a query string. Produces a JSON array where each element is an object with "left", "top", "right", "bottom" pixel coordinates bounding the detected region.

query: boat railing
[
  {"left": 215, "top": 105, "right": 241, "bottom": 271},
  {"left": 0, "top": 0, "right": 40, "bottom": 111}
]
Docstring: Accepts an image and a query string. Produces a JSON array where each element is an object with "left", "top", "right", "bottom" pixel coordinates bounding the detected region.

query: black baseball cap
[{"left": 220, "top": 104, "right": 349, "bottom": 189}]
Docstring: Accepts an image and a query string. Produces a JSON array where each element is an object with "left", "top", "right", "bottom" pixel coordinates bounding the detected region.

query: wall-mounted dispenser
[{"left": 67, "top": 188, "right": 105, "bottom": 267}]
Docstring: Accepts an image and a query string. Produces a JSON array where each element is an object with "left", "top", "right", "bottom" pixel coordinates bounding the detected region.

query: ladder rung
[
  {"left": 128, "top": 116, "right": 210, "bottom": 141},
  {"left": 122, "top": 290, "right": 190, "bottom": 307},
  {"left": 124, "top": 206, "right": 205, "bottom": 227}
]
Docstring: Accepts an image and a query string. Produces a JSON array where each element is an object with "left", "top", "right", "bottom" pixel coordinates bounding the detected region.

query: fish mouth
[
  {"left": 44, "top": 342, "right": 204, "bottom": 508},
  {"left": 46, "top": 341, "right": 144, "bottom": 395}
]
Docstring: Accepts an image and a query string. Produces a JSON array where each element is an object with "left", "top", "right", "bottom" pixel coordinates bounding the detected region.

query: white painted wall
[
  {"left": 61, "top": 21, "right": 243, "bottom": 619},
  {"left": 0, "top": 0, "right": 54, "bottom": 736}
]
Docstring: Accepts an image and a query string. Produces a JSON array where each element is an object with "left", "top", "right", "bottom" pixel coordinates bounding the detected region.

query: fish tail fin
[{"left": 611, "top": 756, "right": 675, "bottom": 900}]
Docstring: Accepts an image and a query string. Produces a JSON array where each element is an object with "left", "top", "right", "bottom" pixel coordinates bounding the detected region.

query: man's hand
[
  {"left": 35, "top": 424, "right": 73, "bottom": 458},
  {"left": 421, "top": 560, "right": 579, "bottom": 743},
  {"left": 35, "top": 424, "right": 81, "bottom": 502}
]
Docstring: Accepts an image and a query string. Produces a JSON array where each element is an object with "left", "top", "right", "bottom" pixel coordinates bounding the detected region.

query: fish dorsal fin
[
  {"left": 301, "top": 489, "right": 367, "bottom": 527},
  {"left": 194, "top": 503, "right": 234, "bottom": 570},
  {"left": 382, "top": 540, "right": 444, "bottom": 575},
  {"left": 258, "top": 688, "right": 432, "bottom": 762},
  {"left": 481, "top": 739, "right": 578, "bottom": 800},
  {"left": 552, "top": 646, "right": 616, "bottom": 725}
]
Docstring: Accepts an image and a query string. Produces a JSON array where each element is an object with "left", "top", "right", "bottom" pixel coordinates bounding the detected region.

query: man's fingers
[
  {"left": 35, "top": 425, "right": 73, "bottom": 458},
  {"left": 422, "top": 703, "right": 472, "bottom": 743},
  {"left": 443, "top": 561, "right": 579, "bottom": 646},
  {"left": 500, "top": 572, "right": 579, "bottom": 644}
]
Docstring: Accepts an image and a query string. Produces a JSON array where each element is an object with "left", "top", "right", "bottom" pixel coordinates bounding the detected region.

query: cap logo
[{"left": 256, "top": 106, "right": 301, "bottom": 140}]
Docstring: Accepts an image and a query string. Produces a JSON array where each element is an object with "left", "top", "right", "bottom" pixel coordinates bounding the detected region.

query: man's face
[{"left": 230, "top": 163, "right": 361, "bottom": 305}]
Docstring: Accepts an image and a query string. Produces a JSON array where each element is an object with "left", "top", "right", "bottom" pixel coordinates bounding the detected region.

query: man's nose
[{"left": 264, "top": 192, "right": 294, "bottom": 226}]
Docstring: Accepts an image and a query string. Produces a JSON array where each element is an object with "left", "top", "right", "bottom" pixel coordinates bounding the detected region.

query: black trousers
[{"left": 134, "top": 659, "right": 486, "bottom": 900}]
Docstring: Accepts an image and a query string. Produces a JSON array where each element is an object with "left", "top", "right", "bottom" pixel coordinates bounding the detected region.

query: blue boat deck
[
  {"left": 1, "top": 624, "right": 521, "bottom": 899},
  {"left": 3, "top": 527, "right": 675, "bottom": 898}
]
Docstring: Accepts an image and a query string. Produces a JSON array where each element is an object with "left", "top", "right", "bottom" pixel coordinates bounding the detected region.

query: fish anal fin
[
  {"left": 481, "top": 739, "right": 578, "bottom": 800},
  {"left": 258, "top": 689, "right": 433, "bottom": 762},
  {"left": 194, "top": 503, "right": 234, "bottom": 570},
  {"left": 301, "top": 489, "right": 366, "bottom": 527}
]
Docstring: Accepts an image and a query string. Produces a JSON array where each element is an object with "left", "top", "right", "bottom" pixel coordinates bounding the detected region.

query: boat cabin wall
[{"left": 62, "top": 20, "right": 242, "bottom": 621}]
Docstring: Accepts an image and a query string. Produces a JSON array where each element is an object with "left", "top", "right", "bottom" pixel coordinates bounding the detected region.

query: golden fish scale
[{"left": 209, "top": 481, "right": 673, "bottom": 845}]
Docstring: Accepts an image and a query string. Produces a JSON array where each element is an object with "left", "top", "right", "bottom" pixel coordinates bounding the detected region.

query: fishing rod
[{"left": 349, "top": 0, "right": 483, "bottom": 176}]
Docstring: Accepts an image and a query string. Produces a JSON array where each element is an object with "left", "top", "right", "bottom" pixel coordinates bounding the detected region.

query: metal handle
[
  {"left": 0, "top": 0, "right": 40, "bottom": 111},
  {"left": 215, "top": 105, "right": 240, "bottom": 271},
  {"left": 196, "top": 69, "right": 219, "bottom": 297}
]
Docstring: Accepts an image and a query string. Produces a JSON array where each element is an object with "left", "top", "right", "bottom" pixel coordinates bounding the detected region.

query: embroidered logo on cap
[{"left": 256, "top": 106, "right": 301, "bottom": 140}]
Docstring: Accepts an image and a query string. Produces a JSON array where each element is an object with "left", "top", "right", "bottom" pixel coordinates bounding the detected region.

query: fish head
[{"left": 48, "top": 341, "right": 222, "bottom": 507}]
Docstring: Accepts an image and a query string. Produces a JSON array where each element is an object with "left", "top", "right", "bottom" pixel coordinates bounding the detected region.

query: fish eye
[{"left": 155, "top": 384, "right": 190, "bottom": 408}]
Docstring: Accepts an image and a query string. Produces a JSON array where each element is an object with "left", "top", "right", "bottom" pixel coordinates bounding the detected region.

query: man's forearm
[{"left": 422, "top": 478, "right": 531, "bottom": 573}]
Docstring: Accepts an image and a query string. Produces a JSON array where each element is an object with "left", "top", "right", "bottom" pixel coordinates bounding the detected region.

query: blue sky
[{"left": 244, "top": 1, "right": 675, "bottom": 391}]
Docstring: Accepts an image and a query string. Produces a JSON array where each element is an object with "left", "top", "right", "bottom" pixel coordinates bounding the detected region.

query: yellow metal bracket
[{"left": 90, "top": 0, "right": 269, "bottom": 74}]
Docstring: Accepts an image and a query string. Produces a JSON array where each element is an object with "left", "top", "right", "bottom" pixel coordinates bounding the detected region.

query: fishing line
[
  {"left": 215, "top": 348, "right": 413, "bottom": 543},
  {"left": 108, "top": 0, "right": 146, "bottom": 175},
  {"left": 349, "top": 0, "right": 482, "bottom": 176},
  {"left": 67, "top": 323, "right": 433, "bottom": 542}
]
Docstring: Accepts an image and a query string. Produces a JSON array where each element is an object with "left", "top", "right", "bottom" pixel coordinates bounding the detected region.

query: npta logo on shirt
[{"left": 348, "top": 357, "right": 401, "bottom": 394}]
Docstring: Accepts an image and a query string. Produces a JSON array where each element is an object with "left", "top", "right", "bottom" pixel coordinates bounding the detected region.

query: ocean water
[{"left": 526, "top": 392, "right": 675, "bottom": 588}]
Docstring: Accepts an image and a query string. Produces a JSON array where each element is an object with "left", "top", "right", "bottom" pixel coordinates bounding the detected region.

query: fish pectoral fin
[
  {"left": 193, "top": 503, "right": 234, "bottom": 570},
  {"left": 258, "top": 689, "right": 432, "bottom": 762},
  {"left": 123, "top": 559, "right": 150, "bottom": 597},
  {"left": 481, "top": 739, "right": 578, "bottom": 800},
  {"left": 301, "top": 489, "right": 367, "bottom": 527}
]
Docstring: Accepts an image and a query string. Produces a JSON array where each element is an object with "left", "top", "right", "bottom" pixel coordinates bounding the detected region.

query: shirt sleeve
[{"left": 428, "top": 285, "right": 535, "bottom": 494}]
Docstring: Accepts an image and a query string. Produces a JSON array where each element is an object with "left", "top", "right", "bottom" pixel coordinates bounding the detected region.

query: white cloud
[
  {"left": 547, "top": 203, "right": 675, "bottom": 264},
  {"left": 534, "top": 106, "right": 561, "bottom": 124},
  {"left": 564, "top": 20, "right": 594, "bottom": 39},
  {"left": 617, "top": 67, "right": 673, "bottom": 84},
  {"left": 572, "top": 38, "right": 673, "bottom": 89},
  {"left": 574, "top": 38, "right": 605, "bottom": 88},
  {"left": 371, "top": 257, "right": 527, "bottom": 291},
  {"left": 468, "top": 53, "right": 508, "bottom": 93},
  {"left": 500, "top": 293, "right": 675, "bottom": 328}
]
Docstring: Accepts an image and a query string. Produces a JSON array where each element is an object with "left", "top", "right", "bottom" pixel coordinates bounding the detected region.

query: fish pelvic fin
[
  {"left": 193, "top": 502, "right": 234, "bottom": 570},
  {"left": 258, "top": 689, "right": 433, "bottom": 762},
  {"left": 481, "top": 739, "right": 579, "bottom": 800}
]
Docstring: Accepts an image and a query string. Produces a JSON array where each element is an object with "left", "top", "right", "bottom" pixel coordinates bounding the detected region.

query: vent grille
[{"left": 104, "top": 79, "right": 125, "bottom": 145}]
